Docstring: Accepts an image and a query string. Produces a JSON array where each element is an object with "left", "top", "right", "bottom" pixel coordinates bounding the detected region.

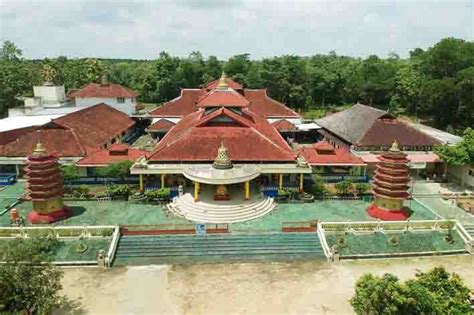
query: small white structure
[
  {"left": 68, "top": 77, "right": 138, "bottom": 116},
  {"left": 10, "top": 83, "right": 74, "bottom": 117}
]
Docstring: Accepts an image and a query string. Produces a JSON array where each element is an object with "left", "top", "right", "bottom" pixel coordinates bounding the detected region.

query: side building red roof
[
  {"left": 68, "top": 83, "right": 138, "bottom": 98},
  {"left": 147, "top": 119, "right": 176, "bottom": 132},
  {"left": 296, "top": 141, "right": 365, "bottom": 166},
  {"left": 0, "top": 104, "right": 135, "bottom": 158},
  {"left": 244, "top": 90, "right": 300, "bottom": 119},
  {"left": 77, "top": 143, "right": 147, "bottom": 166}
]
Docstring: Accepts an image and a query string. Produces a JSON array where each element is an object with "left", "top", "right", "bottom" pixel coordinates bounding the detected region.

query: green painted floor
[
  {"left": 0, "top": 182, "right": 438, "bottom": 231},
  {"left": 0, "top": 238, "right": 110, "bottom": 262},
  {"left": 325, "top": 230, "right": 466, "bottom": 256}
]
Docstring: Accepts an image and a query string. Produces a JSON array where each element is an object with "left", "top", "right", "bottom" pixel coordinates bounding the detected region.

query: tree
[
  {"left": 0, "top": 237, "right": 65, "bottom": 313},
  {"left": 96, "top": 160, "right": 133, "bottom": 179},
  {"left": 0, "top": 40, "right": 22, "bottom": 60},
  {"left": 60, "top": 164, "right": 81, "bottom": 181},
  {"left": 351, "top": 267, "right": 471, "bottom": 315}
]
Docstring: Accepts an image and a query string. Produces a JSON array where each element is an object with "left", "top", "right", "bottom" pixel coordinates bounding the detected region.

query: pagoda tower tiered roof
[
  {"left": 367, "top": 141, "right": 412, "bottom": 220},
  {"left": 25, "top": 142, "right": 70, "bottom": 224}
]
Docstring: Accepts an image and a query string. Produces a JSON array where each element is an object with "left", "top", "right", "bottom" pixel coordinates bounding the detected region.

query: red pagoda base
[
  {"left": 366, "top": 204, "right": 410, "bottom": 221},
  {"left": 27, "top": 206, "right": 72, "bottom": 224}
]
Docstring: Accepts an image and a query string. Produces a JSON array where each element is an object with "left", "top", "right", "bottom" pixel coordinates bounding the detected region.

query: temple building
[
  {"left": 132, "top": 75, "right": 312, "bottom": 214},
  {"left": 0, "top": 104, "right": 136, "bottom": 176},
  {"left": 315, "top": 103, "right": 443, "bottom": 176},
  {"left": 25, "top": 142, "right": 70, "bottom": 224},
  {"left": 148, "top": 73, "right": 303, "bottom": 131},
  {"left": 367, "top": 141, "right": 411, "bottom": 221}
]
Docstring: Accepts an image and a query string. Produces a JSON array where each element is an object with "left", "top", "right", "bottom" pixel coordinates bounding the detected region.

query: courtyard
[
  {"left": 57, "top": 255, "right": 474, "bottom": 314},
  {"left": 0, "top": 182, "right": 442, "bottom": 232}
]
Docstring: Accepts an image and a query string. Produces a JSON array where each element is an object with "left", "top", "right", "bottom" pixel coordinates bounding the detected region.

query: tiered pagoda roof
[
  {"left": 24, "top": 143, "right": 64, "bottom": 201},
  {"left": 149, "top": 75, "right": 300, "bottom": 119},
  {"left": 372, "top": 141, "right": 410, "bottom": 200}
]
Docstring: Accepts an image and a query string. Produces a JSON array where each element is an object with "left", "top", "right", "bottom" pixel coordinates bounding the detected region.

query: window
[{"left": 117, "top": 97, "right": 125, "bottom": 103}]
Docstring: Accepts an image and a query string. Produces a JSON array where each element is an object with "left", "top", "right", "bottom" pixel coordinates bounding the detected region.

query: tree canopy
[
  {"left": 0, "top": 237, "right": 65, "bottom": 313},
  {"left": 1, "top": 38, "right": 472, "bottom": 133},
  {"left": 350, "top": 267, "right": 471, "bottom": 315}
]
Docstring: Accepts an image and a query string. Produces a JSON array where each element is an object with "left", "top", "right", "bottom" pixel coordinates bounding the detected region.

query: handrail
[
  {"left": 455, "top": 222, "right": 473, "bottom": 245},
  {"left": 321, "top": 219, "right": 455, "bottom": 232},
  {"left": 317, "top": 222, "right": 331, "bottom": 260},
  {"left": 105, "top": 226, "right": 121, "bottom": 267}
]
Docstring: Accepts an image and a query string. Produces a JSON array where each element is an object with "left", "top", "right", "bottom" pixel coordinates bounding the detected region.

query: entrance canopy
[{"left": 182, "top": 164, "right": 260, "bottom": 185}]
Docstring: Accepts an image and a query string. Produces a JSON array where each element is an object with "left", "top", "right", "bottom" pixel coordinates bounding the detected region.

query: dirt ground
[{"left": 59, "top": 255, "right": 474, "bottom": 315}]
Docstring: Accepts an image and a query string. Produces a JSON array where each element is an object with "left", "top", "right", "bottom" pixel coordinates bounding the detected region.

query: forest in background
[{"left": 0, "top": 38, "right": 472, "bottom": 134}]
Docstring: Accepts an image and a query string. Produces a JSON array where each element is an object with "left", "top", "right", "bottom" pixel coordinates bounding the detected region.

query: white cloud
[{"left": 0, "top": 0, "right": 472, "bottom": 59}]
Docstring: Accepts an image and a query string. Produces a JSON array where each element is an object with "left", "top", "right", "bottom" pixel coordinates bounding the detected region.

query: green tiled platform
[
  {"left": 325, "top": 231, "right": 466, "bottom": 257},
  {"left": 0, "top": 238, "right": 110, "bottom": 262}
]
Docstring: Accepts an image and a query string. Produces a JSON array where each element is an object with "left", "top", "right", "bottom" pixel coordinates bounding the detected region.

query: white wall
[
  {"left": 33, "top": 85, "right": 67, "bottom": 107},
  {"left": 447, "top": 165, "right": 474, "bottom": 188},
  {"left": 75, "top": 97, "right": 136, "bottom": 116}
]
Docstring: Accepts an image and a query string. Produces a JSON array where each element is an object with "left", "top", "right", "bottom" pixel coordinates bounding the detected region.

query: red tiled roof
[
  {"left": 50, "top": 103, "right": 135, "bottom": 152},
  {"left": 244, "top": 90, "right": 300, "bottom": 119},
  {"left": 147, "top": 119, "right": 176, "bottom": 132},
  {"left": 272, "top": 119, "right": 297, "bottom": 131},
  {"left": 205, "top": 78, "right": 243, "bottom": 90},
  {"left": 296, "top": 141, "right": 365, "bottom": 166},
  {"left": 316, "top": 104, "right": 440, "bottom": 147},
  {"left": 68, "top": 83, "right": 138, "bottom": 98},
  {"left": 0, "top": 104, "right": 135, "bottom": 158},
  {"left": 197, "top": 88, "right": 249, "bottom": 108},
  {"left": 148, "top": 89, "right": 201, "bottom": 117},
  {"left": 0, "top": 126, "right": 38, "bottom": 146},
  {"left": 77, "top": 144, "right": 147, "bottom": 166},
  {"left": 0, "top": 128, "right": 87, "bottom": 157},
  {"left": 357, "top": 119, "right": 440, "bottom": 147},
  {"left": 148, "top": 83, "right": 301, "bottom": 120},
  {"left": 148, "top": 107, "right": 295, "bottom": 162}
]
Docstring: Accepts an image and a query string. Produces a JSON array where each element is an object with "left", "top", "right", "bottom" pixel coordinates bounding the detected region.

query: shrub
[
  {"left": 60, "top": 164, "right": 80, "bottom": 181},
  {"left": 145, "top": 188, "right": 171, "bottom": 199},
  {"left": 106, "top": 184, "right": 131, "bottom": 197},
  {"left": 335, "top": 180, "right": 353, "bottom": 195},
  {"left": 354, "top": 183, "right": 371, "bottom": 195}
]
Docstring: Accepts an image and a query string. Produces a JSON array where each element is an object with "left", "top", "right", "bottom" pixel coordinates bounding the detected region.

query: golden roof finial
[
  {"left": 33, "top": 141, "right": 47, "bottom": 155},
  {"left": 217, "top": 72, "right": 228, "bottom": 89},
  {"left": 389, "top": 140, "right": 400, "bottom": 152},
  {"left": 213, "top": 141, "right": 233, "bottom": 169}
]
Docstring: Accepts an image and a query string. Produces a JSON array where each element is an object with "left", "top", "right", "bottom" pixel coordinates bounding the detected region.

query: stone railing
[
  {"left": 0, "top": 225, "right": 116, "bottom": 239},
  {"left": 321, "top": 220, "right": 456, "bottom": 233},
  {"left": 317, "top": 221, "right": 331, "bottom": 260},
  {"left": 105, "top": 226, "right": 121, "bottom": 267},
  {"left": 455, "top": 222, "right": 473, "bottom": 253}
]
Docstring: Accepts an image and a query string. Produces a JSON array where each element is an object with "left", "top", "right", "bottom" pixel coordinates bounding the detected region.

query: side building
[
  {"left": 315, "top": 103, "right": 444, "bottom": 177},
  {"left": 0, "top": 104, "right": 136, "bottom": 177}
]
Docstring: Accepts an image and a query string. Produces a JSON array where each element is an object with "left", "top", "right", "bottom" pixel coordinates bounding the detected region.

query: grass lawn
[{"left": 325, "top": 230, "right": 465, "bottom": 256}]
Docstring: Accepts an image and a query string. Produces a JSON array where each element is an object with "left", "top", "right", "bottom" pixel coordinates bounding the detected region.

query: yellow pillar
[
  {"left": 194, "top": 181, "right": 200, "bottom": 202},
  {"left": 245, "top": 181, "right": 250, "bottom": 200},
  {"left": 161, "top": 174, "right": 165, "bottom": 188},
  {"left": 139, "top": 174, "right": 143, "bottom": 192},
  {"left": 299, "top": 173, "right": 304, "bottom": 192},
  {"left": 279, "top": 173, "right": 283, "bottom": 190}
]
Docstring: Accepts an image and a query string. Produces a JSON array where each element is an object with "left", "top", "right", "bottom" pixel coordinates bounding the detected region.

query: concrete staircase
[
  {"left": 463, "top": 224, "right": 474, "bottom": 238},
  {"left": 113, "top": 233, "right": 325, "bottom": 266},
  {"left": 167, "top": 194, "right": 277, "bottom": 223}
]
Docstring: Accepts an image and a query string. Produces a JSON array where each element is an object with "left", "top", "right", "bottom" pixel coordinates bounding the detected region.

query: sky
[{"left": 0, "top": 0, "right": 472, "bottom": 60}]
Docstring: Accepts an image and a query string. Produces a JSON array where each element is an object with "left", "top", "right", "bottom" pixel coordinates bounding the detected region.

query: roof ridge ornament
[
  {"left": 217, "top": 72, "right": 229, "bottom": 89},
  {"left": 389, "top": 140, "right": 400, "bottom": 152},
  {"left": 33, "top": 141, "right": 47, "bottom": 155},
  {"left": 213, "top": 141, "right": 233, "bottom": 169}
]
